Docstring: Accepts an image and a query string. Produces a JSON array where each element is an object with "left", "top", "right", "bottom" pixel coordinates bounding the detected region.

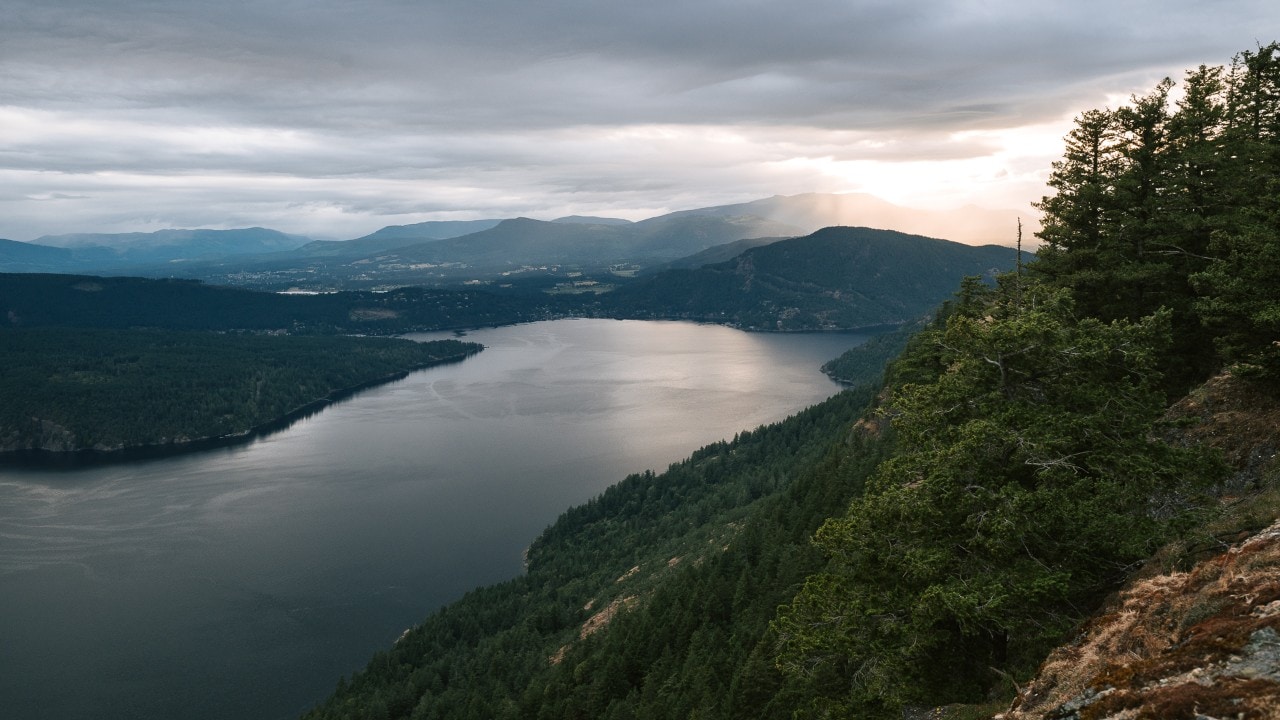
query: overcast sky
[{"left": 1, "top": 0, "right": 1276, "bottom": 241}]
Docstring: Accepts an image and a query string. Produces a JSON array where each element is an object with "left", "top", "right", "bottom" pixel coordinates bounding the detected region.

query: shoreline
[
  {"left": 0, "top": 346, "right": 480, "bottom": 468},
  {"left": 2, "top": 317, "right": 886, "bottom": 468}
]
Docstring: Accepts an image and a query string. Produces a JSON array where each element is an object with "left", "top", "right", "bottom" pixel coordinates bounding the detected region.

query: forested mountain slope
[
  {"left": 598, "top": 226, "right": 1021, "bottom": 330},
  {"left": 1005, "top": 368, "right": 1280, "bottom": 719}
]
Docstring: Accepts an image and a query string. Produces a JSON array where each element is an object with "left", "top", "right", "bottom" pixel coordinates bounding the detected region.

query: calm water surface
[{"left": 0, "top": 319, "right": 869, "bottom": 720}]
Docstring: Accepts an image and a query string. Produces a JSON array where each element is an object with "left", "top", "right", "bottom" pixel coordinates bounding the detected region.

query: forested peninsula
[
  {"left": 0, "top": 328, "right": 479, "bottom": 456},
  {"left": 304, "top": 44, "right": 1280, "bottom": 719}
]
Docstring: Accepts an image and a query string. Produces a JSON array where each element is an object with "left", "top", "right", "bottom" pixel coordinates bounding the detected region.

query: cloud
[{"left": 1, "top": 0, "right": 1276, "bottom": 240}]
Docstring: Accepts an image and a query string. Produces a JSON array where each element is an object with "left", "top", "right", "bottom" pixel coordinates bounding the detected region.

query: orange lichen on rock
[{"left": 1004, "top": 522, "right": 1280, "bottom": 720}]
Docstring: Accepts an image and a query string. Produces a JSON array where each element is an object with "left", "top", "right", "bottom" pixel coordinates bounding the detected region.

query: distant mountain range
[
  {"left": 0, "top": 193, "right": 1028, "bottom": 285},
  {"left": 1, "top": 228, "right": 313, "bottom": 272},
  {"left": 552, "top": 215, "right": 633, "bottom": 226},
  {"left": 2, "top": 227, "right": 1023, "bottom": 335},
  {"left": 362, "top": 214, "right": 801, "bottom": 268},
  {"left": 0, "top": 238, "right": 75, "bottom": 272},
  {"left": 33, "top": 227, "right": 312, "bottom": 252},
  {"left": 288, "top": 220, "right": 507, "bottom": 259}
]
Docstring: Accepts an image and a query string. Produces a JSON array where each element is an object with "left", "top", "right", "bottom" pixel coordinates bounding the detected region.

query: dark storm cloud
[{"left": 1, "top": 0, "right": 1276, "bottom": 239}]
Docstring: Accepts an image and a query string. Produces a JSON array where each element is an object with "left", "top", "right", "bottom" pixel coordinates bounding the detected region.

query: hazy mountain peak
[
  {"left": 664, "top": 192, "right": 1031, "bottom": 247},
  {"left": 33, "top": 227, "right": 312, "bottom": 251},
  {"left": 356, "top": 219, "right": 504, "bottom": 242},
  {"left": 551, "top": 215, "right": 634, "bottom": 226}
]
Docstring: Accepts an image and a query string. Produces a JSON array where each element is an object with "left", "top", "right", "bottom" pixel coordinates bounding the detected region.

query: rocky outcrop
[
  {"left": 1003, "top": 521, "right": 1280, "bottom": 720},
  {"left": 1003, "top": 371, "right": 1280, "bottom": 720}
]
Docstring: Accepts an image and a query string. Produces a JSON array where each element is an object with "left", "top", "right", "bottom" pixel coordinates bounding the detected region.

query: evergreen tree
[
  {"left": 1194, "top": 43, "right": 1280, "bottom": 381},
  {"left": 773, "top": 281, "right": 1220, "bottom": 717},
  {"left": 1194, "top": 192, "right": 1280, "bottom": 380},
  {"left": 1032, "top": 108, "right": 1123, "bottom": 305},
  {"left": 1035, "top": 48, "right": 1280, "bottom": 391}
]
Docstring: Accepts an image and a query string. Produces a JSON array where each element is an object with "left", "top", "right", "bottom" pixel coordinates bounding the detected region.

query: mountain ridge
[
  {"left": 0, "top": 193, "right": 1022, "bottom": 282},
  {"left": 2, "top": 227, "right": 316, "bottom": 273},
  {"left": 599, "top": 225, "right": 1022, "bottom": 330},
  {"left": 664, "top": 192, "right": 1029, "bottom": 246}
]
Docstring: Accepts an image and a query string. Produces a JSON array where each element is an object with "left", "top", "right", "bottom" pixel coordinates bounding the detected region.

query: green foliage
[
  {"left": 772, "top": 282, "right": 1223, "bottom": 716},
  {"left": 521, "top": 404, "right": 890, "bottom": 720},
  {"left": 1034, "top": 42, "right": 1280, "bottom": 389},
  {"left": 0, "top": 327, "right": 478, "bottom": 453},
  {"left": 1191, "top": 44, "right": 1280, "bottom": 381},
  {"left": 1195, "top": 213, "right": 1280, "bottom": 380}
]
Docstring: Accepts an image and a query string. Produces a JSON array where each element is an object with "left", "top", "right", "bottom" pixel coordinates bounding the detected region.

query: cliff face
[{"left": 1003, "top": 371, "right": 1280, "bottom": 720}]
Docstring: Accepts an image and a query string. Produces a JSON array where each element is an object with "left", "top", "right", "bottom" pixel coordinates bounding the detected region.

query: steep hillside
[
  {"left": 301, "top": 350, "right": 894, "bottom": 720},
  {"left": 1002, "top": 369, "right": 1280, "bottom": 720},
  {"left": 600, "top": 226, "right": 1021, "bottom": 329},
  {"left": 1012, "top": 523, "right": 1280, "bottom": 720}
]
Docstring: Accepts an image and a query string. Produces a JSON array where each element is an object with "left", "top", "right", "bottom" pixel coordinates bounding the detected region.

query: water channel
[{"left": 0, "top": 319, "right": 870, "bottom": 720}]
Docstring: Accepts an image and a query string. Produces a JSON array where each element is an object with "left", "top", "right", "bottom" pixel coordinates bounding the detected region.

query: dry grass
[{"left": 1003, "top": 522, "right": 1280, "bottom": 719}]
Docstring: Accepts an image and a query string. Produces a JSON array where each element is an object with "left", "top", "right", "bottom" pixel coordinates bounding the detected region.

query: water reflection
[{"left": 0, "top": 319, "right": 869, "bottom": 720}]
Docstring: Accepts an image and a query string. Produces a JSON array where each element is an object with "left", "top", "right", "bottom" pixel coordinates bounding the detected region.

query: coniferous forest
[
  {"left": 0, "top": 328, "right": 479, "bottom": 454},
  {"left": 302, "top": 43, "right": 1280, "bottom": 719}
]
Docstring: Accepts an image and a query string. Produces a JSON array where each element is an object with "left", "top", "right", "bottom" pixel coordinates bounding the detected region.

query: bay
[{"left": 0, "top": 319, "right": 870, "bottom": 720}]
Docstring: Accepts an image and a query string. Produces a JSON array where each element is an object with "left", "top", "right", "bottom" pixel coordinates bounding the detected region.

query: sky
[{"left": 1, "top": 0, "right": 1276, "bottom": 242}]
